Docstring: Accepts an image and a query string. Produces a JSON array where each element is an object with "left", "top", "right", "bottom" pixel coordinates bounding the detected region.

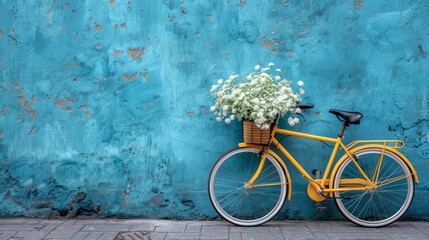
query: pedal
[
  {"left": 315, "top": 202, "right": 328, "bottom": 212},
  {"left": 311, "top": 169, "right": 321, "bottom": 179}
]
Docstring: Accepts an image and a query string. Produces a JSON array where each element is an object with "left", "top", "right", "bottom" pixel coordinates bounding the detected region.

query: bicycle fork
[{"left": 244, "top": 147, "right": 269, "bottom": 189}]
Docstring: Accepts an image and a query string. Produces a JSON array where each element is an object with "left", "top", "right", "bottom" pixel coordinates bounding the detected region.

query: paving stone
[
  {"left": 14, "top": 230, "right": 50, "bottom": 240},
  {"left": 229, "top": 232, "right": 242, "bottom": 240},
  {"left": 98, "top": 231, "right": 119, "bottom": 240},
  {"left": 84, "top": 231, "right": 103, "bottom": 240},
  {"left": 155, "top": 224, "right": 187, "bottom": 233},
  {"left": 0, "top": 224, "right": 42, "bottom": 231},
  {"left": 282, "top": 231, "right": 316, "bottom": 240},
  {"left": 45, "top": 224, "right": 84, "bottom": 238},
  {"left": 71, "top": 231, "right": 91, "bottom": 240},
  {"left": 81, "top": 224, "right": 130, "bottom": 232},
  {"left": 165, "top": 232, "right": 200, "bottom": 239},
  {"left": 200, "top": 225, "right": 229, "bottom": 239},
  {"left": 399, "top": 233, "right": 429, "bottom": 240},
  {"left": 242, "top": 232, "right": 284, "bottom": 240},
  {"left": 128, "top": 223, "right": 156, "bottom": 232},
  {"left": 230, "top": 226, "right": 270, "bottom": 232},
  {"left": 150, "top": 232, "right": 167, "bottom": 240},
  {"left": 0, "top": 231, "right": 18, "bottom": 240},
  {"left": 185, "top": 223, "right": 202, "bottom": 233},
  {"left": 327, "top": 232, "right": 390, "bottom": 240}
]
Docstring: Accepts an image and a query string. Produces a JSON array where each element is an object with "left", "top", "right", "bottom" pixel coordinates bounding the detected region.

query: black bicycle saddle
[{"left": 329, "top": 109, "right": 363, "bottom": 125}]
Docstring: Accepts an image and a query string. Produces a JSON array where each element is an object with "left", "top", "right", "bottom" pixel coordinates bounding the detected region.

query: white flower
[
  {"left": 295, "top": 107, "right": 302, "bottom": 114},
  {"left": 275, "top": 68, "right": 281, "bottom": 72},
  {"left": 210, "top": 63, "right": 306, "bottom": 129},
  {"left": 297, "top": 80, "right": 304, "bottom": 86},
  {"left": 287, "top": 117, "right": 296, "bottom": 126},
  {"left": 299, "top": 88, "right": 305, "bottom": 94}
]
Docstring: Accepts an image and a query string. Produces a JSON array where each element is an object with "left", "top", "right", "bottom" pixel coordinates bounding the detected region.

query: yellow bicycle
[{"left": 208, "top": 104, "right": 418, "bottom": 227}]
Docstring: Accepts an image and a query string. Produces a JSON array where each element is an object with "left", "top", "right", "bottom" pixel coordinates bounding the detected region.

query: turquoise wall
[{"left": 1, "top": 0, "right": 428, "bottom": 220}]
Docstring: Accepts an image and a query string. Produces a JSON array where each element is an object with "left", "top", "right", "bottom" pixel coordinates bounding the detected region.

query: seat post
[{"left": 338, "top": 123, "right": 349, "bottom": 138}]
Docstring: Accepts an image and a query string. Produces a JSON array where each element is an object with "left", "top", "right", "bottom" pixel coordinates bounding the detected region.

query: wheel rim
[
  {"left": 334, "top": 149, "right": 414, "bottom": 227},
  {"left": 209, "top": 148, "right": 287, "bottom": 226}
]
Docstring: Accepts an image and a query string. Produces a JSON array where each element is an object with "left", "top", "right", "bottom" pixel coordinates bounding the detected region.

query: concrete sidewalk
[{"left": 0, "top": 218, "right": 429, "bottom": 240}]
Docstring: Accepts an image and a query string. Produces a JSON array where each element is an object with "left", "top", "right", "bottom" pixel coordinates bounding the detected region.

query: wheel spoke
[
  {"left": 334, "top": 148, "right": 414, "bottom": 227},
  {"left": 209, "top": 148, "right": 287, "bottom": 226}
]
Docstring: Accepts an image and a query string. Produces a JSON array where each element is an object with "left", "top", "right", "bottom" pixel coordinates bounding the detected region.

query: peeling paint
[
  {"left": 56, "top": 101, "right": 65, "bottom": 108},
  {"left": 0, "top": 0, "right": 428, "bottom": 221},
  {"left": 122, "top": 72, "right": 140, "bottom": 81},
  {"left": 127, "top": 47, "right": 146, "bottom": 63}
]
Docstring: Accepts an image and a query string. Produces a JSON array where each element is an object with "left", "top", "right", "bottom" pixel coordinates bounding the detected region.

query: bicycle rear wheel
[
  {"left": 208, "top": 148, "right": 287, "bottom": 226},
  {"left": 333, "top": 148, "right": 414, "bottom": 227}
]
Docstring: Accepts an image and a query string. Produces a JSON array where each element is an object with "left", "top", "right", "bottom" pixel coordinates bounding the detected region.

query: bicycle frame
[{"left": 238, "top": 124, "right": 419, "bottom": 200}]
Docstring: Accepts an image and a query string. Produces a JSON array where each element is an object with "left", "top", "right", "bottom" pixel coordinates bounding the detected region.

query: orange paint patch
[
  {"left": 272, "top": 48, "right": 278, "bottom": 54},
  {"left": 109, "top": 0, "right": 116, "bottom": 6},
  {"left": 56, "top": 101, "right": 65, "bottom": 108},
  {"left": 95, "top": 24, "right": 103, "bottom": 31},
  {"left": 29, "top": 110, "right": 36, "bottom": 119},
  {"left": 85, "top": 113, "right": 92, "bottom": 118},
  {"left": 263, "top": 41, "right": 272, "bottom": 48},
  {"left": 122, "top": 73, "right": 140, "bottom": 81},
  {"left": 127, "top": 47, "right": 146, "bottom": 62},
  {"left": 66, "top": 107, "right": 72, "bottom": 113}
]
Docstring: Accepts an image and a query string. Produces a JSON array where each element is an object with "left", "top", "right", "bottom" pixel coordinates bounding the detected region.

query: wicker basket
[{"left": 242, "top": 120, "right": 271, "bottom": 144}]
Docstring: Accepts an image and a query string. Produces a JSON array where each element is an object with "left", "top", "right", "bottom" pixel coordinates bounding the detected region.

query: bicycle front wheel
[
  {"left": 208, "top": 148, "right": 287, "bottom": 226},
  {"left": 333, "top": 148, "right": 414, "bottom": 227}
]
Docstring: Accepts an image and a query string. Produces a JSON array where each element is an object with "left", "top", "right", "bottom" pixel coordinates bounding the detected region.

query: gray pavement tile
[
  {"left": 45, "top": 224, "right": 84, "bottom": 238},
  {"left": 0, "top": 224, "right": 43, "bottom": 231},
  {"left": 0, "top": 219, "right": 28, "bottom": 225},
  {"left": 185, "top": 223, "right": 202, "bottom": 233},
  {"left": 282, "top": 231, "right": 316, "bottom": 240},
  {"left": 83, "top": 232, "right": 103, "bottom": 240},
  {"left": 327, "top": 232, "right": 391, "bottom": 240},
  {"left": 229, "top": 232, "right": 242, "bottom": 240},
  {"left": 230, "top": 226, "right": 270, "bottom": 232},
  {"left": 81, "top": 224, "right": 130, "bottom": 232},
  {"left": 384, "top": 233, "right": 405, "bottom": 240},
  {"left": 242, "top": 232, "right": 284, "bottom": 240},
  {"left": 71, "top": 231, "right": 91, "bottom": 240},
  {"left": 0, "top": 231, "right": 18, "bottom": 240},
  {"left": 201, "top": 225, "right": 229, "bottom": 239},
  {"left": 165, "top": 232, "right": 200, "bottom": 239},
  {"left": 99, "top": 231, "right": 120, "bottom": 240},
  {"left": 150, "top": 232, "right": 167, "bottom": 240},
  {"left": 399, "top": 233, "right": 429, "bottom": 240},
  {"left": 310, "top": 232, "right": 330, "bottom": 240},
  {"left": 14, "top": 230, "right": 50, "bottom": 240},
  {"left": 128, "top": 223, "right": 156, "bottom": 232},
  {"left": 155, "top": 224, "right": 187, "bottom": 233}
]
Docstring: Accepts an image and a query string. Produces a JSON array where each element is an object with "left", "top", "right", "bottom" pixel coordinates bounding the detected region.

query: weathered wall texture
[{"left": 0, "top": 0, "right": 428, "bottom": 219}]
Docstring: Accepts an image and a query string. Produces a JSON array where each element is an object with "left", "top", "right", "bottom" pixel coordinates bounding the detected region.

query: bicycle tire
[
  {"left": 208, "top": 148, "right": 287, "bottom": 226},
  {"left": 333, "top": 148, "right": 414, "bottom": 227}
]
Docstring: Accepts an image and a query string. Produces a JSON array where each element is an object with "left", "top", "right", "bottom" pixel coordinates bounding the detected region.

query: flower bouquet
[{"left": 209, "top": 63, "right": 304, "bottom": 143}]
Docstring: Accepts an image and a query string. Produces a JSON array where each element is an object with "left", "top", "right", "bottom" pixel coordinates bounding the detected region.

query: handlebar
[{"left": 297, "top": 103, "right": 314, "bottom": 109}]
